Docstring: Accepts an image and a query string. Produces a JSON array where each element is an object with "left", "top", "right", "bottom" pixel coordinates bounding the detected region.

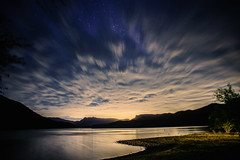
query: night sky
[{"left": 1, "top": 0, "right": 240, "bottom": 120}]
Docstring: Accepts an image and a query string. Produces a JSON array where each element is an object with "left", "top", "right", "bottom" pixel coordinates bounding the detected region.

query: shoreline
[{"left": 106, "top": 133, "right": 240, "bottom": 160}]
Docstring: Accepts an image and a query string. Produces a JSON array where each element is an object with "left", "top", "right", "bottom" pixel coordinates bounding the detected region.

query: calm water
[{"left": 0, "top": 126, "right": 206, "bottom": 160}]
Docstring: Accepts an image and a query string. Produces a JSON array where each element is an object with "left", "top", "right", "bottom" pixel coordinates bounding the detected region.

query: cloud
[
  {"left": 102, "top": 99, "right": 110, "bottom": 103},
  {"left": 86, "top": 96, "right": 110, "bottom": 107},
  {"left": 93, "top": 97, "right": 110, "bottom": 103},
  {"left": 87, "top": 103, "right": 99, "bottom": 107},
  {"left": 144, "top": 94, "right": 157, "bottom": 98},
  {"left": 109, "top": 41, "right": 125, "bottom": 59},
  {"left": 31, "top": 106, "right": 49, "bottom": 111},
  {"left": 2, "top": 0, "right": 240, "bottom": 119},
  {"left": 117, "top": 79, "right": 146, "bottom": 87},
  {"left": 136, "top": 99, "right": 148, "bottom": 103},
  {"left": 129, "top": 97, "right": 137, "bottom": 100}
]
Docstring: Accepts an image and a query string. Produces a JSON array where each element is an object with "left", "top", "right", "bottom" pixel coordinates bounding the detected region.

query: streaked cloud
[
  {"left": 2, "top": 0, "right": 240, "bottom": 119},
  {"left": 144, "top": 94, "right": 157, "bottom": 99}
]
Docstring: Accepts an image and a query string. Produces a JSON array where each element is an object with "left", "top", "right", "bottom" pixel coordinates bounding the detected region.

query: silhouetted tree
[
  {"left": 214, "top": 83, "right": 240, "bottom": 104},
  {"left": 209, "top": 84, "right": 240, "bottom": 132}
]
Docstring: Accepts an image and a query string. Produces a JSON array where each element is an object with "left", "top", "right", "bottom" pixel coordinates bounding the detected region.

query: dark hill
[
  {"left": 93, "top": 103, "right": 223, "bottom": 128},
  {"left": 74, "top": 117, "right": 118, "bottom": 127},
  {"left": 50, "top": 117, "right": 119, "bottom": 127},
  {"left": 49, "top": 117, "right": 75, "bottom": 124},
  {"left": 0, "top": 95, "right": 75, "bottom": 130}
]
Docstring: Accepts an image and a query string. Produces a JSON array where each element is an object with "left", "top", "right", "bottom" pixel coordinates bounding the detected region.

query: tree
[
  {"left": 214, "top": 83, "right": 240, "bottom": 104},
  {"left": 209, "top": 83, "right": 240, "bottom": 133},
  {"left": 208, "top": 105, "right": 232, "bottom": 132}
]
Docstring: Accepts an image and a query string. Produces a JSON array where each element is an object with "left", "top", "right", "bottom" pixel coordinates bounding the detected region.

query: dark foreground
[{"left": 107, "top": 133, "right": 240, "bottom": 160}]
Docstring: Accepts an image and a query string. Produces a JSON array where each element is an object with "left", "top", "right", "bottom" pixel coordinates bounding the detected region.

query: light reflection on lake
[{"left": 0, "top": 126, "right": 206, "bottom": 160}]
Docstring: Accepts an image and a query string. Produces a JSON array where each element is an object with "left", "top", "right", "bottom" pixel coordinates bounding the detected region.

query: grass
[{"left": 106, "top": 133, "right": 240, "bottom": 160}]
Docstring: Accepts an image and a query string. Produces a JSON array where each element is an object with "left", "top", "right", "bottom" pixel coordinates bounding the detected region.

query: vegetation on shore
[
  {"left": 210, "top": 83, "right": 240, "bottom": 133},
  {"left": 108, "top": 133, "right": 240, "bottom": 160}
]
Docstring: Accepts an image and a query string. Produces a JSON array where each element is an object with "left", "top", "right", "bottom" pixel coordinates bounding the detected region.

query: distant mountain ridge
[
  {"left": 93, "top": 103, "right": 223, "bottom": 128},
  {"left": 49, "top": 117, "right": 118, "bottom": 127},
  {"left": 0, "top": 95, "right": 74, "bottom": 130},
  {"left": 73, "top": 117, "right": 118, "bottom": 127},
  {"left": 1, "top": 95, "right": 230, "bottom": 129}
]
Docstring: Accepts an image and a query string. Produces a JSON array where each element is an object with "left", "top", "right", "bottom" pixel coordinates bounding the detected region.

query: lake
[{"left": 0, "top": 126, "right": 206, "bottom": 160}]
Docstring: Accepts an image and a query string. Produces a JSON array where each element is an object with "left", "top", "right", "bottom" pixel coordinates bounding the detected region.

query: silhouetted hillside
[
  {"left": 74, "top": 117, "right": 118, "bottom": 127},
  {"left": 2, "top": 94, "right": 237, "bottom": 129},
  {"left": 50, "top": 117, "right": 119, "bottom": 127},
  {"left": 0, "top": 95, "right": 75, "bottom": 130},
  {"left": 94, "top": 103, "right": 223, "bottom": 128},
  {"left": 49, "top": 117, "right": 75, "bottom": 124}
]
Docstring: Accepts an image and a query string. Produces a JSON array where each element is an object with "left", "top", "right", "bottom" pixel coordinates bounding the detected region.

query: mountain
[
  {"left": 2, "top": 94, "right": 236, "bottom": 129},
  {"left": 93, "top": 103, "right": 223, "bottom": 128},
  {"left": 50, "top": 117, "right": 119, "bottom": 127},
  {"left": 49, "top": 117, "right": 75, "bottom": 124},
  {"left": 0, "top": 95, "right": 75, "bottom": 130},
  {"left": 74, "top": 117, "right": 118, "bottom": 127}
]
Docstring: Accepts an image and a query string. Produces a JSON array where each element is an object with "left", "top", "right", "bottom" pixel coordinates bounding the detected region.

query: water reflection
[{"left": 0, "top": 126, "right": 206, "bottom": 160}]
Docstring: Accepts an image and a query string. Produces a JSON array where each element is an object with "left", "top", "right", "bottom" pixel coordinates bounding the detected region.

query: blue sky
[{"left": 1, "top": 0, "right": 240, "bottom": 120}]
